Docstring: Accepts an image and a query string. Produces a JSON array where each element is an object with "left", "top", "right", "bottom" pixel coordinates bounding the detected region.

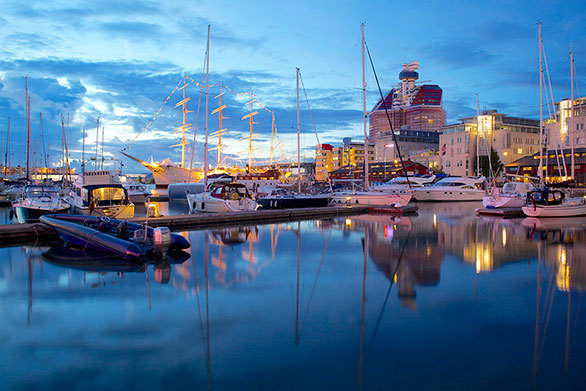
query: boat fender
[
  {"left": 201, "top": 202, "right": 205, "bottom": 210},
  {"left": 9, "top": 208, "right": 14, "bottom": 220}
]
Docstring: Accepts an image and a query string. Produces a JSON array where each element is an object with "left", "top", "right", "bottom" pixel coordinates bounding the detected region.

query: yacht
[
  {"left": 482, "top": 181, "right": 536, "bottom": 209},
  {"left": 522, "top": 189, "right": 586, "bottom": 217},
  {"left": 12, "top": 184, "right": 70, "bottom": 223},
  {"left": 413, "top": 176, "right": 486, "bottom": 202},
  {"left": 374, "top": 175, "right": 435, "bottom": 193},
  {"left": 187, "top": 182, "right": 257, "bottom": 213},
  {"left": 123, "top": 182, "right": 151, "bottom": 204},
  {"left": 65, "top": 171, "right": 134, "bottom": 218}
]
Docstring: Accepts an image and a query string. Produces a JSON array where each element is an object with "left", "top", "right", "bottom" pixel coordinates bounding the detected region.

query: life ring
[{"left": 230, "top": 192, "right": 239, "bottom": 201}]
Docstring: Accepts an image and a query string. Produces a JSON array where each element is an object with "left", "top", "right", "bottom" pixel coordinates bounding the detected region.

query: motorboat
[
  {"left": 330, "top": 191, "right": 412, "bottom": 207},
  {"left": 64, "top": 170, "right": 134, "bottom": 218},
  {"left": 374, "top": 175, "right": 435, "bottom": 193},
  {"left": 521, "top": 189, "right": 586, "bottom": 217},
  {"left": 482, "top": 182, "right": 537, "bottom": 209},
  {"left": 257, "top": 188, "right": 332, "bottom": 209},
  {"left": 40, "top": 214, "right": 190, "bottom": 259},
  {"left": 413, "top": 176, "right": 486, "bottom": 202},
  {"left": 12, "top": 184, "right": 70, "bottom": 223},
  {"left": 187, "top": 182, "right": 258, "bottom": 213},
  {"left": 123, "top": 182, "right": 151, "bottom": 204}
]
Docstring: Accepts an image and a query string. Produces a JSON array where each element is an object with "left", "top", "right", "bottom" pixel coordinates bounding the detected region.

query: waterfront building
[
  {"left": 545, "top": 98, "right": 586, "bottom": 150},
  {"left": 505, "top": 147, "right": 586, "bottom": 186},
  {"left": 315, "top": 138, "right": 375, "bottom": 180},
  {"left": 315, "top": 144, "right": 333, "bottom": 181},
  {"left": 440, "top": 110, "right": 540, "bottom": 176},
  {"left": 374, "top": 127, "right": 440, "bottom": 164},
  {"left": 368, "top": 61, "right": 445, "bottom": 142}
]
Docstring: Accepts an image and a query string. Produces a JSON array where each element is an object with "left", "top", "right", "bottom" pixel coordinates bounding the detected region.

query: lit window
[{"left": 517, "top": 148, "right": 523, "bottom": 154}]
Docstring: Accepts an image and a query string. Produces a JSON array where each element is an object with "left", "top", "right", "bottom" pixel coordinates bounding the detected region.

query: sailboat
[
  {"left": 256, "top": 68, "right": 332, "bottom": 209},
  {"left": 330, "top": 24, "right": 412, "bottom": 207},
  {"left": 521, "top": 23, "right": 586, "bottom": 218}
]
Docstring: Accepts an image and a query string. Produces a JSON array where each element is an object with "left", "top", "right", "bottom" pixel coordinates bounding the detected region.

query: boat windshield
[{"left": 434, "top": 182, "right": 466, "bottom": 187}]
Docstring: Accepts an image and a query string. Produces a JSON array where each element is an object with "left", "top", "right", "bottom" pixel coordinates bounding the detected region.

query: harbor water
[{"left": 0, "top": 201, "right": 585, "bottom": 389}]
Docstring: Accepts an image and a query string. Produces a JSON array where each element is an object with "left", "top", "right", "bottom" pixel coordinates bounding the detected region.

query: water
[{"left": 0, "top": 202, "right": 585, "bottom": 390}]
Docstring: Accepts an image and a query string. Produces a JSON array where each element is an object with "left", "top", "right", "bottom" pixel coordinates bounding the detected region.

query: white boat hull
[
  {"left": 414, "top": 189, "right": 485, "bottom": 202},
  {"left": 187, "top": 193, "right": 257, "bottom": 213},
  {"left": 330, "top": 192, "right": 412, "bottom": 206},
  {"left": 482, "top": 195, "right": 526, "bottom": 209},
  {"left": 521, "top": 200, "right": 586, "bottom": 217}
]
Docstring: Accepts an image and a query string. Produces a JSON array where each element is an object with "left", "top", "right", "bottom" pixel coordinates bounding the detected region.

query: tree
[{"left": 473, "top": 147, "right": 503, "bottom": 177}]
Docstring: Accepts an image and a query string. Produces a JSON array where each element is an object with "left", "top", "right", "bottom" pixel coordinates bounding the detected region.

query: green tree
[{"left": 473, "top": 147, "right": 503, "bottom": 177}]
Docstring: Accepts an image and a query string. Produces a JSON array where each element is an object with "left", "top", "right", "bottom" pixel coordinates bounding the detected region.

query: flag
[{"left": 441, "top": 143, "right": 446, "bottom": 155}]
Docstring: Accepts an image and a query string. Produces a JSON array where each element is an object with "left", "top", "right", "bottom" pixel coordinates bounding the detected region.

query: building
[
  {"left": 440, "top": 110, "right": 540, "bottom": 176},
  {"left": 542, "top": 97, "right": 586, "bottom": 180},
  {"left": 505, "top": 147, "right": 586, "bottom": 186},
  {"left": 315, "top": 143, "right": 333, "bottom": 181},
  {"left": 374, "top": 127, "right": 440, "bottom": 164},
  {"left": 368, "top": 61, "right": 445, "bottom": 142}
]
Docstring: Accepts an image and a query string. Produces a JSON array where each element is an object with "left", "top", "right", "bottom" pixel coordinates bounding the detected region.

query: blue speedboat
[{"left": 40, "top": 214, "right": 190, "bottom": 259}]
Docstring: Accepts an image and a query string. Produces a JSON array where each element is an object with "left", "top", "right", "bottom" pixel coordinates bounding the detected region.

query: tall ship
[{"left": 120, "top": 152, "right": 203, "bottom": 194}]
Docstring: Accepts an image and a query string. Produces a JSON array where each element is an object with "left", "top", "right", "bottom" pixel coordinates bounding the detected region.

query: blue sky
[{"left": 1, "top": 0, "right": 585, "bottom": 173}]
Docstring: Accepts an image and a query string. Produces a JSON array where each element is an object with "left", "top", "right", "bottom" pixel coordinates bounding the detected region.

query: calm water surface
[{"left": 0, "top": 201, "right": 585, "bottom": 390}]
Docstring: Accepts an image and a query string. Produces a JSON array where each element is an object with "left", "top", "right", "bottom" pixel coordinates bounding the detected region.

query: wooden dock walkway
[
  {"left": 476, "top": 207, "right": 525, "bottom": 218},
  {"left": 0, "top": 205, "right": 378, "bottom": 248}
]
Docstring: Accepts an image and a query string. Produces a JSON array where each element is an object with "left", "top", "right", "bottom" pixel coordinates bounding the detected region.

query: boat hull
[
  {"left": 413, "top": 189, "right": 485, "bottom": 202},
  {"left": 14, "top": 204, "right": 70, "bottom": 224},
  {"left": 187, "top": 194, "right": 258, "bottom": 213},
  {"left": 257, "top": 195, "right": 332, "bottom": 209},
  {"left": 71, "top": 204, "right": 135, "bottom": 219},
  {"left": 521, "top": 202, "right": 586, "bottom": 217},
  {"left": 330, "top": 192, "right": 412, "bottom": 206},
  {"left": 482, "top": 195, "right": 526, "bottom": 209}
]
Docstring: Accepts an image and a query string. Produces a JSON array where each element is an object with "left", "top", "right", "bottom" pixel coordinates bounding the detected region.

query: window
[{"left": 517, "top": 148, "right": 523, "bottom": 154}]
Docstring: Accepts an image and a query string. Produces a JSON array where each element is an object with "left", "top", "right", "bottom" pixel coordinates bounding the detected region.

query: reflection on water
[{"left": 0, "top": 202, "right": 585, "bottom": 389}]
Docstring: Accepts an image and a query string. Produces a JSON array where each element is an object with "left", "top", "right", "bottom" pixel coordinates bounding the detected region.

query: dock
[
  {"left": 0, "top": 205, "right": 376, "bottom": 248},
  {"left": 476, "top": 207, "right": 525, "bottom": 218}
]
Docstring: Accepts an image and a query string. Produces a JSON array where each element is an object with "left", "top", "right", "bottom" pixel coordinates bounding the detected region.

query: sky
[{"left": 1, "top": 0, "right": 585, "bottom": 174}]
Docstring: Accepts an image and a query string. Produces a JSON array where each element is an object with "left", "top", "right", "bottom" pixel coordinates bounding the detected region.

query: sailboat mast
[
  {"left": 476, "top": 93, "right": 480, "bottom": 175},
  {"left": 570, "top": 50, "right": 575, "bottom": 181},
  {"left": 82, "top": 127, "right": 86, "bottom": 174},
  {"left": 249, "top": 89, "right": 253, "bottom": 171},
  {"left": 25, "top": 77, "right": 30, "bottom": 180},
  {"left": 296, "top": 67, "right": 301, "bottom": 194},
  {"left": 217, "top": 83, "right": 223, "bottom": 169},
  {"left": 181, "top": 75, "right": 187, "bottom": 169},
  {"left": 101, "top": 125, "right": 105, "bottom": 170},
  {"left": 40, "top": 113, "right": 47, "bottom": 178},
  {"left": 5, "top": 117, "right": 10, "bottom": 175},
  {"left": 361, "top": 23, "right": 369, "bottom": 190},
  {"left": 203, "top": 24, "right": 210, "bottom": 189},
  {"left": 270, "top": 111, "right": 275, "bottom": 166},
  {"left": 538, "top": 22, "right": 544, "bottom": 186},
  {"left": 95, "top": 116, "right": 100, "bottom": 171},
  {"left": 66, "top": 113, "right": 71, "bottom": 181}
]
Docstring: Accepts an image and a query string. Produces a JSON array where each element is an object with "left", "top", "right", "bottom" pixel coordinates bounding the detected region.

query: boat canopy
[{"left": 527, "top": 189, "right": 565, "bottom": 206}]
